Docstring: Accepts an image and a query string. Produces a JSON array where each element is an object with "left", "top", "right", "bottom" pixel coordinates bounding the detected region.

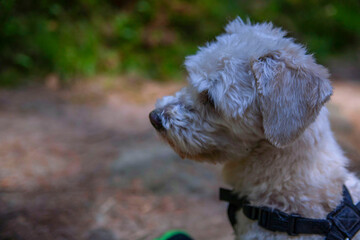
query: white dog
[{"left": 149, "top": 18, "right": 360, "bottom": 240}]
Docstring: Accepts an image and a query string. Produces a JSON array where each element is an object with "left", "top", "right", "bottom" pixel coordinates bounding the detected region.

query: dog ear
[{"left": 251, "top": 50, "right": 332, "bottom": 147}]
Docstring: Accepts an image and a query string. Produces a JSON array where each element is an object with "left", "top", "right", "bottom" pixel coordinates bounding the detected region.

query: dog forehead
[{"left": 184, "top": 20, "right": 291, "bottom": 92}]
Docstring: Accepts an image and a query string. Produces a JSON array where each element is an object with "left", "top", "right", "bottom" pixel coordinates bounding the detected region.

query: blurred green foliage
[{"left": 0, "top": 0, "right": 359, "bottom": 86}]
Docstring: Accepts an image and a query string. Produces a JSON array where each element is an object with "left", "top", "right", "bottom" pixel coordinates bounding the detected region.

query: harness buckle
[
  {"left": 287, "top": 214, "right": 300, "bottom": 236},
  {"left": 258, "top": 209, "right": 273, "bottom": 230}
]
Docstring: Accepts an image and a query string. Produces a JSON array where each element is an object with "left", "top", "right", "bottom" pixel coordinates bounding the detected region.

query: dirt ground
[{"left": 0, "top": 78, "right": 359, "bottom": 240}]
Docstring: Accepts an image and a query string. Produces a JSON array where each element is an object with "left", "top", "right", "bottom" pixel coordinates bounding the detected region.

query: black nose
[{"left": 149, "top": 109, "right": 164, "bottom": 130}]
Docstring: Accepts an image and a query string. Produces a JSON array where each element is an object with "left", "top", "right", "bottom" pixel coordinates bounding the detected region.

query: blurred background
[{"left": 0, "top": 0, "right": 359, "bottom": 239}]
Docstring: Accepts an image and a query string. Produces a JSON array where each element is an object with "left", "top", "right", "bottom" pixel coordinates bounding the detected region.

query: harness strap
[
  {"left": 220, "top": 186, "right": 360, "bottom": 240},
  {"left": 243, "top": 205, "right": 330, "bottom": 236}
]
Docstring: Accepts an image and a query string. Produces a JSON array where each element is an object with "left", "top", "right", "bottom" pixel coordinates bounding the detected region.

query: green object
[{"left": 154, "top": 230, "right": 192, "bottom": 240}]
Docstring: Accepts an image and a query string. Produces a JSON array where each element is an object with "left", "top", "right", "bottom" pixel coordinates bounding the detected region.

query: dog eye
[{"left": 199, "top": 90, "right": 215, "bottom": 107}]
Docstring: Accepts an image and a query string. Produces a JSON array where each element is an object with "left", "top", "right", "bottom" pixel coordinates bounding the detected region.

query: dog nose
[{"left": 149, "top": 109, "right": 164, "bottom": 130}]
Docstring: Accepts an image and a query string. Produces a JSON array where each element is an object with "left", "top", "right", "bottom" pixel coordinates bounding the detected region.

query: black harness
[{"left": 220, "top": 186, "right": 360, "bottom": 240}]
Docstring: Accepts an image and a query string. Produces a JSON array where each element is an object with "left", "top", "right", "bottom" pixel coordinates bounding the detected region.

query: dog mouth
[
  {"left": 149, "top": 109, "right": 187, "bottom": 156},
  {"left": 149, "top": 109, "right": 224, "bottom": 161}
]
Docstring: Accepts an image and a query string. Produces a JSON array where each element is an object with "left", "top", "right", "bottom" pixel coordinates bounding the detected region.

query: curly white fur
[{"left": 152, "top": 18, "right": 360, "bottom": 239}]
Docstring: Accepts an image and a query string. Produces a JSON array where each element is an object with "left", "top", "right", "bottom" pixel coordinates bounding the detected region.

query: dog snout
[{"left": 149, "top": 109, "right": 164, "bottom": 130}]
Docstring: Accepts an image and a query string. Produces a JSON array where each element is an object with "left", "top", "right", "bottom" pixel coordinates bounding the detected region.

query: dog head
[{"left": 149, "top": 18, "right": 332, "bottom": 162}]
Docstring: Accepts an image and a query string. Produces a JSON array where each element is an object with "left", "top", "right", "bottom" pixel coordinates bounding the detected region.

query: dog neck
[{"left": 222, "top": 107, "right": 349, "bottom": 218}]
